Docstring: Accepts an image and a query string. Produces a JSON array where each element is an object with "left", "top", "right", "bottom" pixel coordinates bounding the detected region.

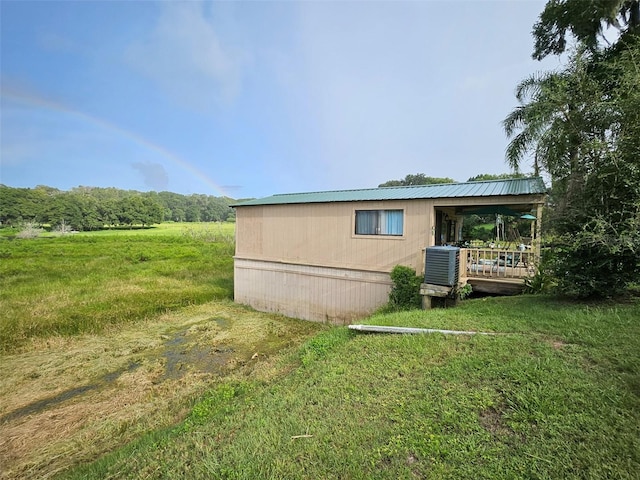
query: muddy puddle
[{"left": 161, "top": 328, "right": 234, "bottom": 380}]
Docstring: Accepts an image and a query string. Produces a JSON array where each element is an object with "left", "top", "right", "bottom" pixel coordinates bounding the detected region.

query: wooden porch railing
[{"left": 460, "top": 248, "right": 536, "bottom": 279}]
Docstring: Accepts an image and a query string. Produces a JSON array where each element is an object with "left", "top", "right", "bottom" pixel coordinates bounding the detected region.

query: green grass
[
  {"left": 0, "top": 223, "right": 235, "bottom": 352},
  {"left": 63, "top": 296, "right": 640, "bottom": 480},
  {"left": 66, "top": 221, "right": 236, "bottom": 239},
  {"left": 4, "top": 224, "right": 638, "bottom": 479}
]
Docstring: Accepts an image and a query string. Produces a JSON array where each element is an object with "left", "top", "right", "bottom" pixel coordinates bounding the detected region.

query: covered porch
[{"left": 428, "top": 193, "right": 545, "bottom": 297}]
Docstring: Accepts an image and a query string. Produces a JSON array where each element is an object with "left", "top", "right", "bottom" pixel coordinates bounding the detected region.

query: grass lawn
[{"left": 64, "top": 296, "right": 640, "bottom": 480}]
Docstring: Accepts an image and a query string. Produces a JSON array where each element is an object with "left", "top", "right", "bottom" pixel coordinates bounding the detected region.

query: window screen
[{"left": 355, "top": 210, "right": 403, "bottom": 236}]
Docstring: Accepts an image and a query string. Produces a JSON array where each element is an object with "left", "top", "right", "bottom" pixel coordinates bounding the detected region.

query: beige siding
[
  {"left": 236, "top": 200, "right": 434, "bottom": 274},
  {"left": 234, "top": 258, "right": 392, "bottom": 324}
]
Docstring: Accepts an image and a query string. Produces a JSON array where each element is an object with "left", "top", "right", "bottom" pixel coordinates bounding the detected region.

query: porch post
[{"left": 535, "top": 203, "right": 543, "bottom": 260}]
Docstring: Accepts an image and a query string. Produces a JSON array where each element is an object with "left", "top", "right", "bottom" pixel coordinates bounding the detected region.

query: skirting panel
[{"left": 234, "top": 258, "right": 393, "bottom": 324}]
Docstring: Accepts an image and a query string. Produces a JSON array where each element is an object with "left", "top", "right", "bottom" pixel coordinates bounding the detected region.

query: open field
[
  {"left": 2, "top": 223, "right": 639, "bottom": 479},
  {"left": 0, "top": 222, "right": 236, "bottom": 239},
  {"left": 0, "top": 222, "right": 235, "bottom": 353}
]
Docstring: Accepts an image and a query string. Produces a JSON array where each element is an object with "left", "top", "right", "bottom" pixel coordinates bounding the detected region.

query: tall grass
[{"left": 0, "top": 223, "right": 235, "bottom": 352}]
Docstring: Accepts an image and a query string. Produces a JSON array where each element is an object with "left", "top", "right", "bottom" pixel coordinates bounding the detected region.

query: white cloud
[{"left": 125, "top": 2, "right": 246, "bottom": 110}]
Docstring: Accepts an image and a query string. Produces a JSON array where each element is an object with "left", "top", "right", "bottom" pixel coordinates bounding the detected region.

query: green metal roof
[{"left": 233, "top": 177, "right": 546, "bottom": 207}]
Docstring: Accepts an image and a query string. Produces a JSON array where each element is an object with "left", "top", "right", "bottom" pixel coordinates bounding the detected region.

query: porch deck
[{"left": 460, "top": 247, "right": 535, "bottom": 295}]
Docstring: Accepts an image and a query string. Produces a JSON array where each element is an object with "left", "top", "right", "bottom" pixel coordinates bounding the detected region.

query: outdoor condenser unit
[{"left": 424, "top": 246, "right": 460, "bottom": 287}]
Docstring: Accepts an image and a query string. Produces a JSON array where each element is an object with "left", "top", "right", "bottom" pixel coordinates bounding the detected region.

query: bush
[
  {"left": 388, "top": 265, "right": 422, "bottom": 311},
  {"left": 550, "top": 217, "right": 640, "bottom": 298},
  {"left": 16, "top": 222, "right": 44, "bottom": 239},
  {"left": 456, "top": 283, "right": 473, "bottom": 299}
]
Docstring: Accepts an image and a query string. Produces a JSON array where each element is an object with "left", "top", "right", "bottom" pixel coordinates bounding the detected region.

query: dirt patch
[
  {"left": 540, "top": 336, "right": 570, "bottom": 350},
  {"left": 0, "top": 301, "right": 322, "bottom": 479},
  {"left": 161, "top": 330, "right": 233, "bottom": 380},
  {"left": 478, "top": 406, "right": 516, "bottom": 437}
]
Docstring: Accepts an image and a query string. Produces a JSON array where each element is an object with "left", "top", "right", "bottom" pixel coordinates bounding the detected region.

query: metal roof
[{"left": 233, "top": 177, "right": 546, "bottom": 207}]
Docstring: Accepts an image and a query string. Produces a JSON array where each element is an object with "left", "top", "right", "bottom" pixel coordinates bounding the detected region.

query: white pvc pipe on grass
[{"left": 348, "top": 325, "right": 494, "bottom": 336}]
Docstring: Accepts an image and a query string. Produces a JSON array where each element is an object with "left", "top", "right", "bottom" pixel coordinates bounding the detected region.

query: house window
[{"left": 355, "top": 210, "right": 404, "bottom": 236}]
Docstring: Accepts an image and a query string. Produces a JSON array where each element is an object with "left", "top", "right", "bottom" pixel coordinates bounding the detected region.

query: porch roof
[{"left": 233, "top": 177, "right": 546, "bottom": 207}]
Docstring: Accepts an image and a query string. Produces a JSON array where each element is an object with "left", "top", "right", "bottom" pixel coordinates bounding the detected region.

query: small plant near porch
[
  {"left": 387, "top": 265, "right": 422, "bottom": 311},
  {"left": 455, "top": 282, "right": 473, "bottom": 299}
]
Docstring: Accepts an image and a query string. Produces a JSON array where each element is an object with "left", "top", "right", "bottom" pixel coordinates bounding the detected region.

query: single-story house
[{"left": 233, "top": 177, "right": 546, "bottom": 324}]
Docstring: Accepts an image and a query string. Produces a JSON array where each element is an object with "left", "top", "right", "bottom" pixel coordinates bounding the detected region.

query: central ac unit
[{"left": 424, "top": 246, "right": 460, "bottom": 287}]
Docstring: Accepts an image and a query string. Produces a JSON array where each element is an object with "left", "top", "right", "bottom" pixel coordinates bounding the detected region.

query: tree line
[
  {"left": 378, "top": 172, "right": 527, "bottom": 188},
  {"left": 0, "top": 185, "right": 238, "bottom": 231}
]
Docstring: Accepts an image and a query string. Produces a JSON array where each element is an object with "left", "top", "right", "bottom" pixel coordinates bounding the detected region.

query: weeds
[{"left": 181, "top": 223, "right": 235, "bottom": 245}]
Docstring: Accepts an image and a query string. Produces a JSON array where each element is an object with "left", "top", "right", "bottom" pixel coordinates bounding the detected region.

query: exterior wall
[
  {"left": 234, "top": 258, "right": 392, "bottom": 324},
  {"left": 234, "top": 194, "right": 545, "bottom": 323},
  {"left": 235, "top": 199, "right": 435, "bottom": 275}
]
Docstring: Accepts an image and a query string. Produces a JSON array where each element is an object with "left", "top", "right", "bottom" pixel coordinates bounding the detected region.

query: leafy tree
[
  {"left": 116, "top": 197, "right": 141, "bottom": 227},
  {"left": 141, "top": 197, "right": 164, "bottom": 225},
  {"left": 45, "top": 194, "right": 82, "bottom": 230},
  {"left": 502, "top": 53, "right": 606, "bottom": 195},
  {"left": 171, "top": 208, "right": 186, "bottom": 222},
  {"left": 505, "top": 2, "right": 640, "bottom": 297},
  {"left": 0, "top": 186, "right": 50, "bottom": 225},
  {"left": 99, "top": 200, "right": 119, "bottom": 227},
  {"left": 185, "top": 204, "right": 201, "bottom": 222},
  {"left": 0, "top": 185, "right": 232, "bottom": 230},
  {"left": 532, "top": 0, "right": 640, "bottom": 60},
  {"left": 115, "top": 196, "right": 163, "bottom": 227},
  {"left": 0, "top": 186, "right": 27, "bottom": 225},
  {"left": 466, "top": 173, "right": 527, "bottom": 182},
  {"left": 378, "top": 174, "right": 456, "bottom": 187},
  {"left": 74, "top": 194, "right": 102, "bottom": 230}
]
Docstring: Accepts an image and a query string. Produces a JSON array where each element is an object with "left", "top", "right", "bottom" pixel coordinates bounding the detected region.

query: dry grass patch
[{"left": 0, "top": 301, "right": 323, "bottom": 479}]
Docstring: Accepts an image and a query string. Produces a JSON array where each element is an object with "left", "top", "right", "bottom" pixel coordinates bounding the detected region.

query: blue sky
[{"left": 1, "top": 0, "right": 559, "bottom": 199}]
